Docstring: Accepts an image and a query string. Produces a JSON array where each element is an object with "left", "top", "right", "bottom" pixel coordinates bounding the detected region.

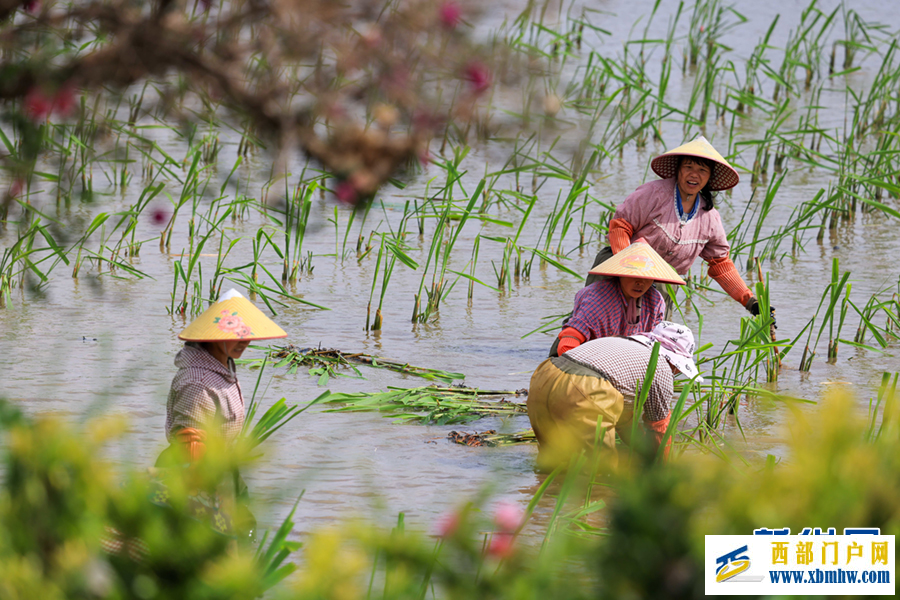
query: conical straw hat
[
  {"left": 179, "top": 289, "right": 287, "bottom": 342},
  {"left": 650, "top": 135, "right": 739, "bottom": 191},
  {"left": 588, "top": 239, "right": 686, "bottom": 285}
]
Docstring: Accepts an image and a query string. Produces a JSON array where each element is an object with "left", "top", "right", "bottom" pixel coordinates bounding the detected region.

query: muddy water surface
[{"left": 2, "top": 0, "right": 900, "bottom": 541}]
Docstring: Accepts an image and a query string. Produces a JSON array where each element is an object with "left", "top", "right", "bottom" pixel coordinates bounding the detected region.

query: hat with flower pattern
[
  {"left": 178, "top": 289, "right": 287, "bottom": 342},
  {"left": 588, "top": 238, "right": 686, "bottom": 285}
]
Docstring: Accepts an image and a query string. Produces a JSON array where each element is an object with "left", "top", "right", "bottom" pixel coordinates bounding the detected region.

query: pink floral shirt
[
  {"left": 612, "top": 177, "right": 731, "bottom": 275},
  {"left": 165, "top": 343, "right": 245, "bottom": 444}
]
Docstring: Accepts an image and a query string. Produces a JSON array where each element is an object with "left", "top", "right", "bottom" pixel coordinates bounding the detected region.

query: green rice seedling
[
  {"left": 224, "top": 267, "right": 329, "bottom": 313},
  {"left": 797, "top": 258, "right": 851, "bottom": 369},
  {"left": 320, "top": 386, "right": 527, "bottom": 426},
  {"left": 849, "top": 284, "right": 896, "bottom": 347},
  {"left": 629, "top": 342, "right": 662, "bottom": 449},
  {"left": 283, "top": 182, "right": 315, "bottom": 283},
  {"left": 243, "top": 345, "right": 465, "bottom": 385},
  {"left": 0, "top": 219, "right": 69, "bottom": 307},
  {"left": 253, "top": 497, "right": 303, "bottom": 590},
  {"left": 731, "top": 172, "right": 783, "bottom": 271},
  {"left": 161, "top": 151, "right": 212, "bottom": 251},
  {"left": 837, "top": 4, "right": 876, "bottom": 71},
  {"left": 731, "top": 16, "right": 778, "bottom": 114},
  {"left": 411, "top": 169, "right": 484, "bottom": 323},
  {"left": 369, "top": 233, "right": 418, "bottom": 331},
  {"left": 683, "top": 37, "right": 726, "bottom": 129},
  {"left": 865, "top": 372, "right": 898, "bottom": 442},
  {"left": 168, "top": 207, "right": 233, "bottom": 316},
  {"left": 111, "top": 180, "right": 165, "bottom": 259}
]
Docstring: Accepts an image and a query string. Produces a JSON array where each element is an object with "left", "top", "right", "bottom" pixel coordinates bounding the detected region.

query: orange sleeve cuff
[
  {"left": 706, "top": 255, "right": 753, "bottom": 306},
  {"left": 174, "top": 427, "right": 207, "bottom": 463},
  {"left": 646, "top": 414, "right": 672, "bottom": 461},
  {"left": 557, "top": 327, "right": 586, "bottom": 355},
  {"left": 608, "top": 218, "right": 634, "bottom": 254}
]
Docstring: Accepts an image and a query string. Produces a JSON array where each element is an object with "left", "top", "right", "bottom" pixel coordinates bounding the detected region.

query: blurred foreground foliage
[{"left": 1, "top": 383, "right": 899, "bottom": 599}]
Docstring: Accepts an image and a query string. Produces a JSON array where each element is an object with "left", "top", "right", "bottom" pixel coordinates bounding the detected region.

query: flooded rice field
[{"left": 2, "top": 0, "right": 900, "bottom": 541}]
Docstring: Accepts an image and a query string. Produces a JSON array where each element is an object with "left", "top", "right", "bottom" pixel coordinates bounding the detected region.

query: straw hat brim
[
  {"left": 179, "top": 296, "right": 287, "bottom": 342},
  {"left": 588, "top": 241, "right": 685, "bottom": 285},
  {"left": 650, "top": 137, "right": 739, "bottom": 191}
]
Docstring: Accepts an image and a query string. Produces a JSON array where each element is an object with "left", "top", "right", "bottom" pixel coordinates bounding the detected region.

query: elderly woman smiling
[{"left": 590, "top": 136, "right": 766, "bottom": 317}]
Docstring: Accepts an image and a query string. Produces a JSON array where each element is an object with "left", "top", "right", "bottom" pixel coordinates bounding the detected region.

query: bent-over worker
[{"left": 529, "top": 321, "right": 702, "bottom": 470}]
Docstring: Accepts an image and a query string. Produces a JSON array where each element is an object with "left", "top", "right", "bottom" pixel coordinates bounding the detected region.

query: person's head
[
  {"left": 618, "top": 276, "right": 654, "bottom": 300},
  {"left": 630, "top": 321, "right": 703, "bottom": 382},
  {"left": 203, "top": 340, "right": 251, "bottom": 367},
  {"left": 676, "top": 155, "right": 716, "bottom": 210},
  {"left": 178, "top": 289, "right": 287, "bottom": 365},
  {"left": 649, "top": 135, "right": 739, "bottom": 210}
]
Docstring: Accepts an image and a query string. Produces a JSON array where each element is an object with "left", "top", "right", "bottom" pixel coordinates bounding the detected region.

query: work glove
[
  {"left": 557, "top": 327, "right": 586, "bottom": 355},
  {"left": 745, "top": 297, "right": 777, "bottom": 329}
]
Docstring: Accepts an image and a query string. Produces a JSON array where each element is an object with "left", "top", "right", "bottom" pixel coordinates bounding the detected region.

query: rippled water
[{"left": 2, "top": 0, "right": 899, "bottom": 540}]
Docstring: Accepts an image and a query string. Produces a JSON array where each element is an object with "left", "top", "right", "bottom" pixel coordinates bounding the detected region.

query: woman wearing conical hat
[
  {"left": 157, "top": 289, "right": 287, "bottom": 536},
  {"left": 552, "top": 239, "right": 686, "bottom": 356},
  {"left": 591, "top": 136, "right": 764, "bottom": 317}
]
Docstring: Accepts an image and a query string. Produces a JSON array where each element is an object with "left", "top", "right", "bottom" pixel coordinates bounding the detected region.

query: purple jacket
[{"left": 613, "top": 177, "right": 731, "bottom": 275}]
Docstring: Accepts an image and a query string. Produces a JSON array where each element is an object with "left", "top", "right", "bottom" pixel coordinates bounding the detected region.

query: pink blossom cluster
[
  {"left": 214, "top": 310, "right": 253, "bottom": 338},
  {"left": 24, "top": 84, "right": 77, "bottom": 123},
  {"left": 487, "top": 501, "right": 524, "bottom": 558},
  {"left": 435, "top": 501, "right": 525, "bottom": 559}
]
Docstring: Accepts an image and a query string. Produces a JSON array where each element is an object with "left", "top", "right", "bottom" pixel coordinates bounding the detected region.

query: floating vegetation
[
  {"left": 321, "top": 386, "right": 528, "bottom": 425},
  {"left": 447, "top": 429, "right": 536, "bottom": 447},
  {"left": 242, "top": 345, "right": 466, "bottom": 385}
]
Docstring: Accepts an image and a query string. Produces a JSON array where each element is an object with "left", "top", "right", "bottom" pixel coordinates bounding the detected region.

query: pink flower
[
  {"left": 23, "top": 0, "right": 39, "bottom": 13},
  {"left": 463, "top": 61, "right": 492, "bottom": 95},
  {"left": 24, "top": 88, "right": 53, "bottom": 122},
  {"left": 216, "top": 313, "right": 242, "bottom": 332},
  {"left": 435, "top": 511, "right": 460, "bottom": 539},
  {"left": 151, "top": 207, "right": 169, "bottom": 226},
  {"left": 493, "top": 501, "right": 524, "bottom": 534},
  {"left": 335, "top": 180, "right": 358, "bottom": 205},
  {"left": 438, "top": 1, "right": 462, "bottom": 29},
  {"left": 412, "top": 109, "right": 442, "bottom": 133},
  {"left": 418, "top": 147, "right": 432, "bottom": 166},
  {"left": 487, "top": 532, "right": 516, "bottom": 559},
  {"left": 234, "top": 324, "right": 253, "bottom": 338},
  {"left": 23, "top": 84, "right": 78, "bottom": 123},
  {"left": 9, "top": 179, "right": 24, "bottom": 198},
  {"left": 52, "top": 84, "right": 76, "bottom": 117}
]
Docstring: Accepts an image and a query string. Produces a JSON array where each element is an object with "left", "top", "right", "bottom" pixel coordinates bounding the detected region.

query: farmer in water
[
  {"left": 588, "top": 135, "right": 768, "bottom": 318},
  {"left": 529, "top": 321, "right": 702, "bottom": 470},
  {"left": 551, "top": 239, "right": 685, "bottom": 357},
  {"left": 156, "top": 288, "right": 287, "bottom": 538}
]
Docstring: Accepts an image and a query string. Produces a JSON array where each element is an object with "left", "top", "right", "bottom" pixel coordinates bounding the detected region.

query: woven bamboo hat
[
  {"left": 588, "top": 239, "right": 686, "bottom": 285},
  {"left": 650, "top": 135, "right": 739, "bottom": 191},
  {"left": 178, "top": 289, "right": 287, "bottom": 342}
]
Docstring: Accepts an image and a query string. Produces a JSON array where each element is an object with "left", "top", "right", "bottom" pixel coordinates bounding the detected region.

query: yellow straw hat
[
  {"left": 588, "top": 239, "right": 686, "bottom": 285},
  {"left": 178, "top": 289, "right": 287, "bottom": 342},
  {"left": 650, "top": 135, "right": 739, "bottom": 191}
]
